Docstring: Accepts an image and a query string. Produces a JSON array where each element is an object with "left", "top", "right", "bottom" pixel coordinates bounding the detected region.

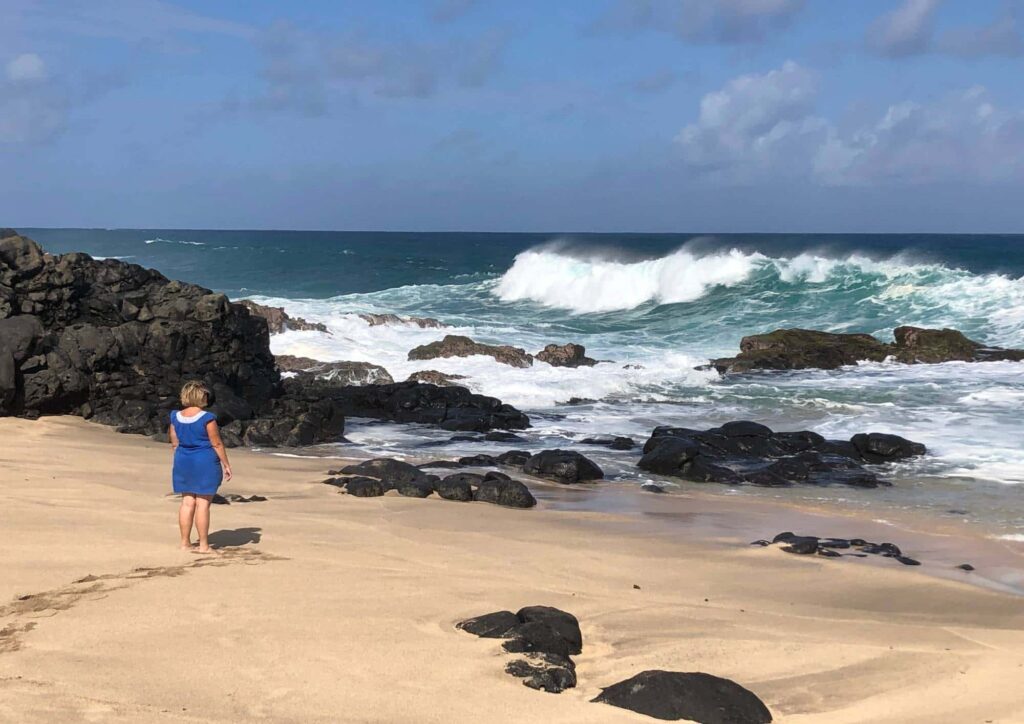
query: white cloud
[
  {"left": 675, "top": 61, "right": 824, "bottom": 177},
  {"left": 6, "top": 53, "right": 47, "bottom": 82},
  {"left": 816, "top": 87, "right": 1024, "bottom": 185},
  {"left": 676, "top": 62, "right": 1024, "bottom": 186}
]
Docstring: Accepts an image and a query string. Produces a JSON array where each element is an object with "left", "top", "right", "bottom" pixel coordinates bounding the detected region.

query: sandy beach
[{"left": 0, "top": 417, "right": 1021, "bottom": 723}]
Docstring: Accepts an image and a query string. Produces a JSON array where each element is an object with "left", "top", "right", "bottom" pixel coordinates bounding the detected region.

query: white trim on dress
[{"left": 175, "top": 411, "right": 208, "bottom": 424}]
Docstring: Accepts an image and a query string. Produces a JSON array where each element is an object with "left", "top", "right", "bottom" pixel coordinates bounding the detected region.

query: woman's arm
[
  {"left": 169, "top": 424, "right": 178, "bottom": 451},
  {"left": 206, "top": 420, "right": 233, "bottom": 481}
]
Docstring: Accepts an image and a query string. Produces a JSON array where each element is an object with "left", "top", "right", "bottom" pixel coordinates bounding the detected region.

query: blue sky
[{"left": 2, "top": 0, "right": 1024, "bottom": 232}]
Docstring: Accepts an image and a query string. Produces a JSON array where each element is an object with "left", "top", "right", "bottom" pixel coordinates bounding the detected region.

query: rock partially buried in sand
[
  {"left": 408, "top": 334, "right": 534, "bottom": 368},
  {"left": 340, "top": 458, "right": 433, "bottom": 486},
  {"left": 767, "top": 532, "right": 923, "bottom": 568},
  {"left": 212, "top": 494, "right": 268, "bottom": 504},
  {"left": 593, "top": 670, "right": 772, "bottom": 723},
  {"left": 474, "top": 475, "right": 537, "bottom": 509},
  {"left": 330, "top": 460, "right": 537, "bottom": 508},
  {"left": 457, "top": 606, "right": 582, "bottom": 693},
  {"left": 434, "top": 473, "right": 480, "bottom": 502},
  {"left": 505, "top": 655, "right": 577, "bottom": 694},
  {"left": 344, "top": 478, "right": 393, "bottom": 497},
  {"left": 523, "top": 450, "right": 603, "bottom": 484}
]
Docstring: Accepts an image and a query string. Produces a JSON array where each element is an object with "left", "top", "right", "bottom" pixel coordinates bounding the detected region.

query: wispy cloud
[
  {"left": 246, "top": 22, "right": 510, "bottom": 115},
  {"left": 594, "top": 0, "right": 806, "bottom": 44},
  {"left": 431, "top": 0, "right": 479, "bottom": 24},
  {"left": 867, "top": 0, "right": 1024, "bottom": 58}
]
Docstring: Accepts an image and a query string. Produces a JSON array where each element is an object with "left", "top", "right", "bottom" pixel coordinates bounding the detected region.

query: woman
[{"left": 169, "top": 381, "right": 233, "bottom": 553}]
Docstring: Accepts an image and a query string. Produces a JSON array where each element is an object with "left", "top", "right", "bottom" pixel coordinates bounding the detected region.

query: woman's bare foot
[
  {"left": 191, "top": 546, "right": 217, "bottom": 554},
  {"left": 180, "top": 541, "right": 195, "bottom": 550}
]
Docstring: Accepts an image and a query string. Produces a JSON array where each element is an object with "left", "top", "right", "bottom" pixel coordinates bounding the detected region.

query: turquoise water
[{"left": 23, "top": 228, "right": 1024, "bottom": 535}]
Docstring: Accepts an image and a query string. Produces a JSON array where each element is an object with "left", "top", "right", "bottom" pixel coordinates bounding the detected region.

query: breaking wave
[{"left": 493, "top": 245, "right": 1024, "bottom": 347}]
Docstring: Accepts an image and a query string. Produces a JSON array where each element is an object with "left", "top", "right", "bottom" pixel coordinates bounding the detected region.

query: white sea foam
[
  {"left": 144, "top": 237, "right": 205, "bottom": 246},
  {"left": 246, "top": 294, "right": 717, "bottom": 409},
  {"left": 995, "top": 534, "right": 1024, "bottom": 542}
]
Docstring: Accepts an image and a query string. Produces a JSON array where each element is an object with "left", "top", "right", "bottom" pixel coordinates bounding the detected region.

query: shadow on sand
[{"left": 209, "top": 527, "right": 262, "bottom": 548}]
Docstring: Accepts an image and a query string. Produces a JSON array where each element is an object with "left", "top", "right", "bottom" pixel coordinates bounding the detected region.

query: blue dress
[{"left": 171, "top": 410, "right": 223, "bottom": 495}]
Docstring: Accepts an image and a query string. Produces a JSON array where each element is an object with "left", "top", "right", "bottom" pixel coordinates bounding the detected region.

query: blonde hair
[{"left": 179, "top": 380, "right": 211, "bottom": 408}]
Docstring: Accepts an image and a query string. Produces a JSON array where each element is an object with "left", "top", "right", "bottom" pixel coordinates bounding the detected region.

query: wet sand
[{"left": 2, "top": 416, "right": 1023, "bottom": 723}]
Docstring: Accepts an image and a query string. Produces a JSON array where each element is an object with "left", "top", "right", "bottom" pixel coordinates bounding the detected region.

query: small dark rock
[
  {"left": 593, "top": 670, "right": 772, "bottom": 723},
  {"left": 956, "top": 563, "right": 975, "bottom": 571},
  {"left": 641, "top": 483, "right": 667, "bottom": 494},
  {"left": 895, "top": 555, "right": 921, "bottom": 566},
  {"left": 505, "top": 658, "right": 577, "bottom": 693}
]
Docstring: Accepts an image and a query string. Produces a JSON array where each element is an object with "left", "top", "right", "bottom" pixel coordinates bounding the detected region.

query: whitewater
[{"left": 22, "top": 228, "right": 1024, "bottom": 536}]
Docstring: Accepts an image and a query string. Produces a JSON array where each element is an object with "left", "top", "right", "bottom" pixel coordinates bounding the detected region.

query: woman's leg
[
  {"left": 193, "top": 495, "right": 214, "bottom": 553},
  {"left": 178, "top": 494, "right": 197, "bottom": 549}
]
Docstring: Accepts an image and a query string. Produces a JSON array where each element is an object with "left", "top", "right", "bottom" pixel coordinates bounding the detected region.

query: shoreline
[
  {"left": 275, "top": 443, "right": 1024, "bottom": 598},
  {"left": 3, "top": 416, "right": 1024, "bottom": 722}
]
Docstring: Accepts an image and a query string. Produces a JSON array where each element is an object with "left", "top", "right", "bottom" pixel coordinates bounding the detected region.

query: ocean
[{"left": 24, "top": 228, "right": 1024, "bottom": 537}]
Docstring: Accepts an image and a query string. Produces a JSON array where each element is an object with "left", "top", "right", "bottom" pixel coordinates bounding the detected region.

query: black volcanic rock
[
  {"left": 0, "top": 230, "right": 346, "bottom": 445},
  {"left": 405, "top": 370, "right": 467, "bottom": 386},
  {"left": 474, "top": 477, "right": 537, "bottom": 508},
  {"left": 308, "top": 379, "right": 529, "bottom": 432},
  {"left": 579, "top": 435, "right": 636, "bottom": 450},
  {"left": 408, "top": 334, "right": 533, "bottom": 368},
  {"left": 523, "top": 450, "right": 603, "bottom": 484},
  {"left": 712, "top": 326, "right": 1024, "bottom": 373},
  {"left": 458, "top": 605, "right": 582, "bottom": 693},
  {"left": 275, "top": 355, "right": 394, "bottom": 385},
  {"left": 534, "top": 342, "right": 596, "bottom": 368},
  {"left": 435, "top": 473, "right": 481, "bottom": 501},
  {"left": 237, "top": 299, "right": 328, "bottom": 334},
  {"left": 638, "top": 422, "right": 925, "bottom": 489},
  {"left": 339, "top": 458, "right": 431, "bottom": 485},
  {"left": 1, "top": 230, "right": 531, "bottom": 443},
  {"left": 593, "top": 670, "right": 772, "bottom": 723}
]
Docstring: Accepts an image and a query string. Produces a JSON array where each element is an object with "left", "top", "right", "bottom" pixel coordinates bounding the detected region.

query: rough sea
[{"left": 26, "top": 228, "right": 1024, "bottom": 539}]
